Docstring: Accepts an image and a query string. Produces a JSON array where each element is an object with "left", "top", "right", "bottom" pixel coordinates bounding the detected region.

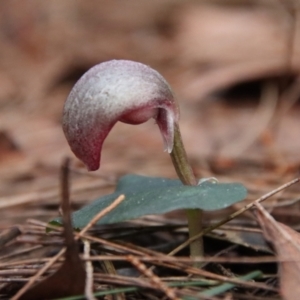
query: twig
[
  {"left": 0, "top": 254, "right": 285, "bottom": 271},
  {"left": 78, "top": 194, "right": 125, "bottom": 236},
  {"left": 11, "top": 248, "right": 66, "bottom": 300},
  {"left": 127, "top": 255, "right": 180, "bottom": 300},
  {"left": 0, "top": 245, "right": 43, "bottom": 261},
  {"left": 83, "top": 240, "right": 96, "bottom": 300},
  {"left": 87, "top": 255, "right": 281, "bottom": 265},
  {"left": 77, "top": 194, "right": 127, "bottom": 300},
  {"left": 28, "top": 219, "right": 146, "bottom": 256}
]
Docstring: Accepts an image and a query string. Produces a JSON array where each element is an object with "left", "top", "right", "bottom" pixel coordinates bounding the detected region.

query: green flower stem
[
  {"left": 170, "top": 124, "right": 197, "bottom": 186},
  {"left": 170, "top": 123, "right": 204, "bottom": 266}
]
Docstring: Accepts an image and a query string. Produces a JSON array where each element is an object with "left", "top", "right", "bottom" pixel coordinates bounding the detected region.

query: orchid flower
[
  {"left": 62, "top": 59, "right": 203, "bottom": 261},
  {"left": 62, "top": 60, "right": 179, "bottom": 171}
]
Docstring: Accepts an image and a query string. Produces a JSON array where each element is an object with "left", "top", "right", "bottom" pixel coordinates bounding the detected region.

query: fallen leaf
[
  {"left": 255, "top": 202, "right": 300, "bottom": 300},
  {"left": 208, "top": 228, "right": 272, "bottom": 254},
  {"left": 50, "top": 174, "right": 247, "bottom": 229}
]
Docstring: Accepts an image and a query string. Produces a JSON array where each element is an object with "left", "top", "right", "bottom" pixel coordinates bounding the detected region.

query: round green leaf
[{"left": 50, "top": 174, "right": 247, "bottom": 229}]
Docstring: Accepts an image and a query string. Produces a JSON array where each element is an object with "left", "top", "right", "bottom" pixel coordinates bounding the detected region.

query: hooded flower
[{"left": 62, "top": 60, "right": 179, "bottom": 171}]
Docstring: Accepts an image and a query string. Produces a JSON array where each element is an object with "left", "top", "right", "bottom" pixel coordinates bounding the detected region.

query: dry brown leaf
[
  {"left": 255, "top": 202, "right": 300, "bottom": 300},
  {"left": 208, "top": 228, "right": 272, "bottom": 254}
]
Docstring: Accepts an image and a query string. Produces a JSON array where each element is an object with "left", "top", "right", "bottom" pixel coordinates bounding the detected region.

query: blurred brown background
[{"left": 0, "top": 0, "right": 300, "bottom": 225}]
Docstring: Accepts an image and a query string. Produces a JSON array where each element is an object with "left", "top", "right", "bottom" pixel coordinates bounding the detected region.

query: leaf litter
[{"left": 1, "top": 165, "right": 297, "bottom": 299}]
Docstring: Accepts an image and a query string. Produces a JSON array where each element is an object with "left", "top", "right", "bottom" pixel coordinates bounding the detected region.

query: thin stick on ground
[
  {"left": 78, "top": 194, "right": 125, "bottom": 236},
  {"left": 127, "top": 255, "right": 180, "bottom": 300},
  {"left": 83, "top": 240, "right": 96, "bottom": 300},
  {"left": 11, "top": 248, "right": 66, "bottom": 300},
  {"left": 28, "top": 219, "right": 147, "bottom": 256}
]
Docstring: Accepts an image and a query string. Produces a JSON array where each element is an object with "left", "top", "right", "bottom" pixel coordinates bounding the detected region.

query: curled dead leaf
[{"left": 255, "top": 202, "right": 300, "bottom": 300}]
